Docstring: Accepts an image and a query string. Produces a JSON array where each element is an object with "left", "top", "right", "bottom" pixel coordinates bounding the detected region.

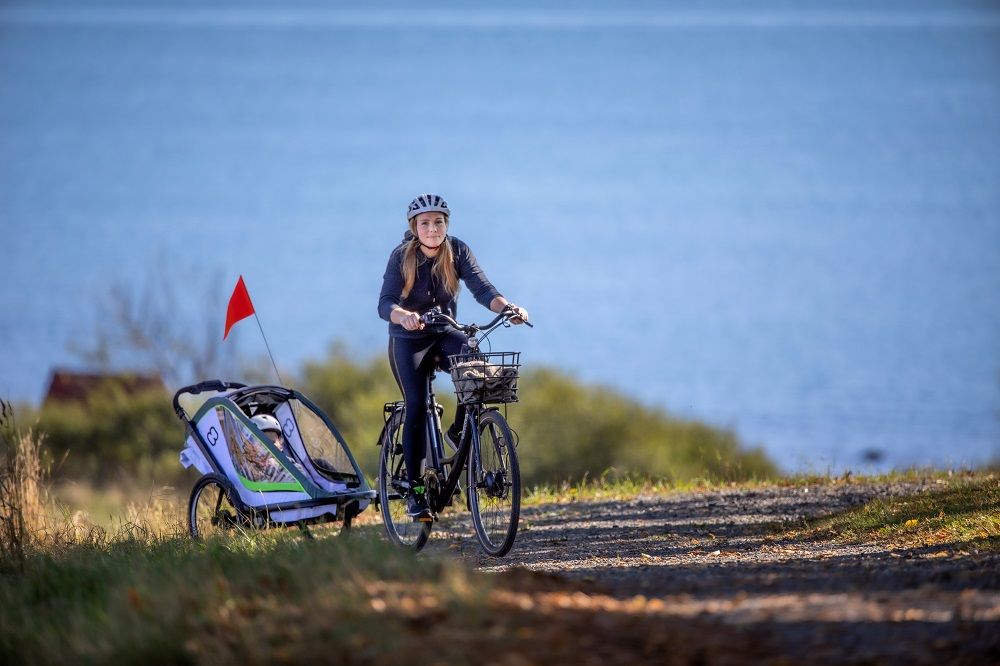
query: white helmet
[
  {"left": 407, "top": 193, "right": 450, "bottom": 221},
  {"left": 251, "top": 414, "right": 281, "bottom": 435}
]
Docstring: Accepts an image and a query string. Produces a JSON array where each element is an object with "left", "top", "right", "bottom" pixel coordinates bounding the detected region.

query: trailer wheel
[{"left": 189, "top": 473, "right": 244, "bottom": 539}]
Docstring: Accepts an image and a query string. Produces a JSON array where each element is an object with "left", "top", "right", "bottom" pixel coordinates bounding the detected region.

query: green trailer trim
[{"left": 238, "top": 478, "right": 305, "bottom": 493}]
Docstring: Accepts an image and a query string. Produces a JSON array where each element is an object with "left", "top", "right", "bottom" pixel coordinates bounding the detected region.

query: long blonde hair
[{"left": 401, "top": 216, "right": 459, "bottom": 299}]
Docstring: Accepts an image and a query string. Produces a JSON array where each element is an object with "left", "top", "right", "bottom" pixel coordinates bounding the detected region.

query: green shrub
[
  {"left": 29, "top": 346, "right": 776, "bottom": 488},
  {"left": 504, "top": 368, "right": 776, "bottom": 486},
  {"left": 297, "top": 349, "right": 776, "bottom": 486},
  {"left": 36, "top": 385, "right": 186, "bottom": 485}
]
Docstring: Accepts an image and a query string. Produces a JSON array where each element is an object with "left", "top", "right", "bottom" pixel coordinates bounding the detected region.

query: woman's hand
[
  {"left": 394, "top": 308, "right": 425, "bottom": 331},
  {"left": 506, "top": 304, "right": 529, "bottom": 325},
  {"left": 490, "top": 297, "right": 530, "bottom": 325}
]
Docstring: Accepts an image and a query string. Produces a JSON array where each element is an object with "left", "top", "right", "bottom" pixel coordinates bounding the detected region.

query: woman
[{"left": 378, "top": 193, "right": 528, "bottom": 521}]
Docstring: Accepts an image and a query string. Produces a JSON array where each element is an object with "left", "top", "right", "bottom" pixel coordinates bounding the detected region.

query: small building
[{"left": 43, "top": 370, "right": 166, "bottom": 407}]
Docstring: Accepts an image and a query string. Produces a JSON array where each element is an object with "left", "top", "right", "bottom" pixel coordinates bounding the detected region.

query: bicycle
[{"left": 376, "top": 305, "right": 532, "bottom": 556}]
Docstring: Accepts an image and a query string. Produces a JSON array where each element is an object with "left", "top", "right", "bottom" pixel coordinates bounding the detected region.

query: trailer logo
[
  {"left": 282, "top": 418, "right": 295, "bottom": 438},
  {"left": 206, "top": 426, "right": 219, "bottom": 446}
]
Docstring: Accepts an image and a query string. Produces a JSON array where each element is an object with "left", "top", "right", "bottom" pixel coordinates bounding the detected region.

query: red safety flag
[{"left": 223, "top": 275, "right": 255, "bottom": 340}]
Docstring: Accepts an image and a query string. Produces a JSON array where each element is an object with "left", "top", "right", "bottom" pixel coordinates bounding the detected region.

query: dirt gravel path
[{"left": 419, "top": 480, "right": 999, "bottom": 664}]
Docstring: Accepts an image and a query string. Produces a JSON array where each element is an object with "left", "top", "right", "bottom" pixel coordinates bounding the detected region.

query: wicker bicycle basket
[{"left": 448, "top": 351, "right": 520, "bottom": 405}]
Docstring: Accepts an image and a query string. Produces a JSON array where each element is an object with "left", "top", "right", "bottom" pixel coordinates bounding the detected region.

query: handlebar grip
[
  {"left": 419, "top": 306, "right": 443, "bottom": 325},
  {"left": 502, "top": 305, "right": 533, "bottom": 328}
]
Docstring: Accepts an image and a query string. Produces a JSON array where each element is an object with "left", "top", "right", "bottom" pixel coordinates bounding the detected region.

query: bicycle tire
[
  {"left": 377, "top": 409, "right": 431, "bottom": 551},
  {"left": 468, "top": 409, "right": 521, "bottom": 557},
  {"left": 188, "top": 473, "right": 245, "bottom": 539}
]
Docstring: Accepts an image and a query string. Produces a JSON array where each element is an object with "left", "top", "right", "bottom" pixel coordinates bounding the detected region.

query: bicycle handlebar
[{"left": 419, "top": 305, "right": 533, "bottom": 334}]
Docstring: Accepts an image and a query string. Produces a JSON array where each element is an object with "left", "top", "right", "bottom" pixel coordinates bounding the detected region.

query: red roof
[{"left": 43, "top": 370, "right": 165, "bottom": 406}]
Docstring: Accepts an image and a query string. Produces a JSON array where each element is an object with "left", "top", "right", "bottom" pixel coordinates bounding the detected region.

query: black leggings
[{"left": 388, "top": 331, "right": 467, "bottom": 484}]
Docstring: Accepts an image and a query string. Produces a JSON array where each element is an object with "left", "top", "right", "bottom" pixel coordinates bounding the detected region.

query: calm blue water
[{"left": 2, "top": 0, "right": 999, "bottom": 472}]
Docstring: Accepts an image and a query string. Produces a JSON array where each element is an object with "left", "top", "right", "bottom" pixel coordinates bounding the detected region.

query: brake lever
[
  {"left": 420, "top": 306, "right": 443, "bottom": 325},
  {"left": 504, "top": 306, "right": 533, "bottom": 328}
]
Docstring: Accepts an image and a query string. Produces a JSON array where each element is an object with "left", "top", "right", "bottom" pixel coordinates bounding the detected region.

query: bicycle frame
[
  {"left": 421, "top": 370, "right": 483, "bottom": 514},
  {"left": 382, "top": 306, "right": 529, "bottom": 517},
  {"left": 416, "top": 305, "right": 531, "bottom": 514}
]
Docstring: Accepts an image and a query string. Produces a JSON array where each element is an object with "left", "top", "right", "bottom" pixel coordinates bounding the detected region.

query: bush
[
  {"left": 28, "top": 346, "right": 777, "bottom": 489},
  {"left": 505, "top": 368, "right": 777, "bottom": 486},
  {"left": 35, "top": 385, "right": 186, "bottom": 485},
  {"left": 297, "top": 349, "right": 776, "bottom": 486}
]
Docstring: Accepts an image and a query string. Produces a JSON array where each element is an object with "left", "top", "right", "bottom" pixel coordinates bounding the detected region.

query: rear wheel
[
  {"left": 377, "top": 409, "right": 431, "bottom": 551},
  {"left": 469, "top": 410, "right": 521, "bottom": 557},
  {"left": 189, "top": 473, "right": 245, "bottom": 539}
]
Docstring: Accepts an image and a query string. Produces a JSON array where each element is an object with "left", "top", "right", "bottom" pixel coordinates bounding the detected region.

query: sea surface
[{"left": 2, "top": 0, "right": 999, "bottom": 472}]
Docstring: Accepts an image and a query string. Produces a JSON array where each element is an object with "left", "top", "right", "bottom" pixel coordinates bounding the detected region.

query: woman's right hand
[{"left": 396, "top": 309, "right": 425, "bottom": 331}]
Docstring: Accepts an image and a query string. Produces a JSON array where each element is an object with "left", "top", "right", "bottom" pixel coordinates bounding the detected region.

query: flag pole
[
  {"left": 223, "top": 274, "right": 284, "bottom": 386},
  {"left": 253, "top": 312, "right": 284, "bottom": 386}
]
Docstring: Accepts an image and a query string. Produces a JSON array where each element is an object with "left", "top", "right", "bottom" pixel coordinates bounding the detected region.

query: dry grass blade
[{"left": 0, "top": 398, "right": 49, "bottom": 568}]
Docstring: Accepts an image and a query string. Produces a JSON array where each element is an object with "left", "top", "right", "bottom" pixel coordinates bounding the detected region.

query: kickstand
[{"left": 297, "top": 521, "right": 315, "bottom": 540}]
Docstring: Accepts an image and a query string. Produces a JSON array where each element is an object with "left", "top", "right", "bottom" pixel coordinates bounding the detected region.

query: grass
[
  {"left": 787, "top": 473, "right": 1000, "bottom": 551},
  {"left": 0, "top": 400, "right": 49, "bottom": 567},
  {"left": 4, "top": 403, "right": 998, "bottom": 663},
  {"left": 0, "top": 527, "right": 492, "bottom": 664},
  {"left": 520, "top": 467, "right": 985, "bottom": 507},
  {"left": 0, "top": 408, "right": 490, "bottom": 663},
  {"left": 5, "top": 469, "right": 995, "bottom": 664}
]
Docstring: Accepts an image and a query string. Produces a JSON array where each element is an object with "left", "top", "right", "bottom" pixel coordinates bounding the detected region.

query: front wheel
[
  {"left": 377, "top": 409, "right": 431, "bottom": 551},
  {"left": 469, "top": 409, "right": 521, "bottom": 557}
]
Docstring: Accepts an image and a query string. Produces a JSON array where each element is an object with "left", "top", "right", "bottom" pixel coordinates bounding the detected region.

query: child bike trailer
[{"left": 174, "top": 381, "right": 376, "bottom": 537}]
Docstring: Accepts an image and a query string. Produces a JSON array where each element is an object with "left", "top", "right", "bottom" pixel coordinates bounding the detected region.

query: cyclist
[{"left": 378, "top": 193, "right": 528, "bottom": 521}]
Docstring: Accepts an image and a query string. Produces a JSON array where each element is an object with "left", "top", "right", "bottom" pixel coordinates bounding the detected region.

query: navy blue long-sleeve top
[{"left": 378, "top": 233, "right": 502, "bottom": 338}]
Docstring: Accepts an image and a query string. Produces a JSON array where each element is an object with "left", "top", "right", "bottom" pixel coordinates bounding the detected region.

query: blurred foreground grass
[{"left": 1, "top": 526, "right": 489, "bottom": 663}]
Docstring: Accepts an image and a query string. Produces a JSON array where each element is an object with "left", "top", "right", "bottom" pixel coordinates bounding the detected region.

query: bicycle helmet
[
  {"left": 407, "top": 193, "right": 450, "bottom": 221},
  {"left": 251, "top": 414, "right": 281, "bottom": 435}
]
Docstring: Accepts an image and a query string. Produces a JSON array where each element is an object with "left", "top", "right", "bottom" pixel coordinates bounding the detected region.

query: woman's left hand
[{"left": 506, "top": 304, "right": 529, "bottom": 325}]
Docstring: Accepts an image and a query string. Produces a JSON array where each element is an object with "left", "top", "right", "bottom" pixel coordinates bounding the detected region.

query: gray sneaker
[{"left": 406, "top": 490, "right": 432, "bottom": 522}]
